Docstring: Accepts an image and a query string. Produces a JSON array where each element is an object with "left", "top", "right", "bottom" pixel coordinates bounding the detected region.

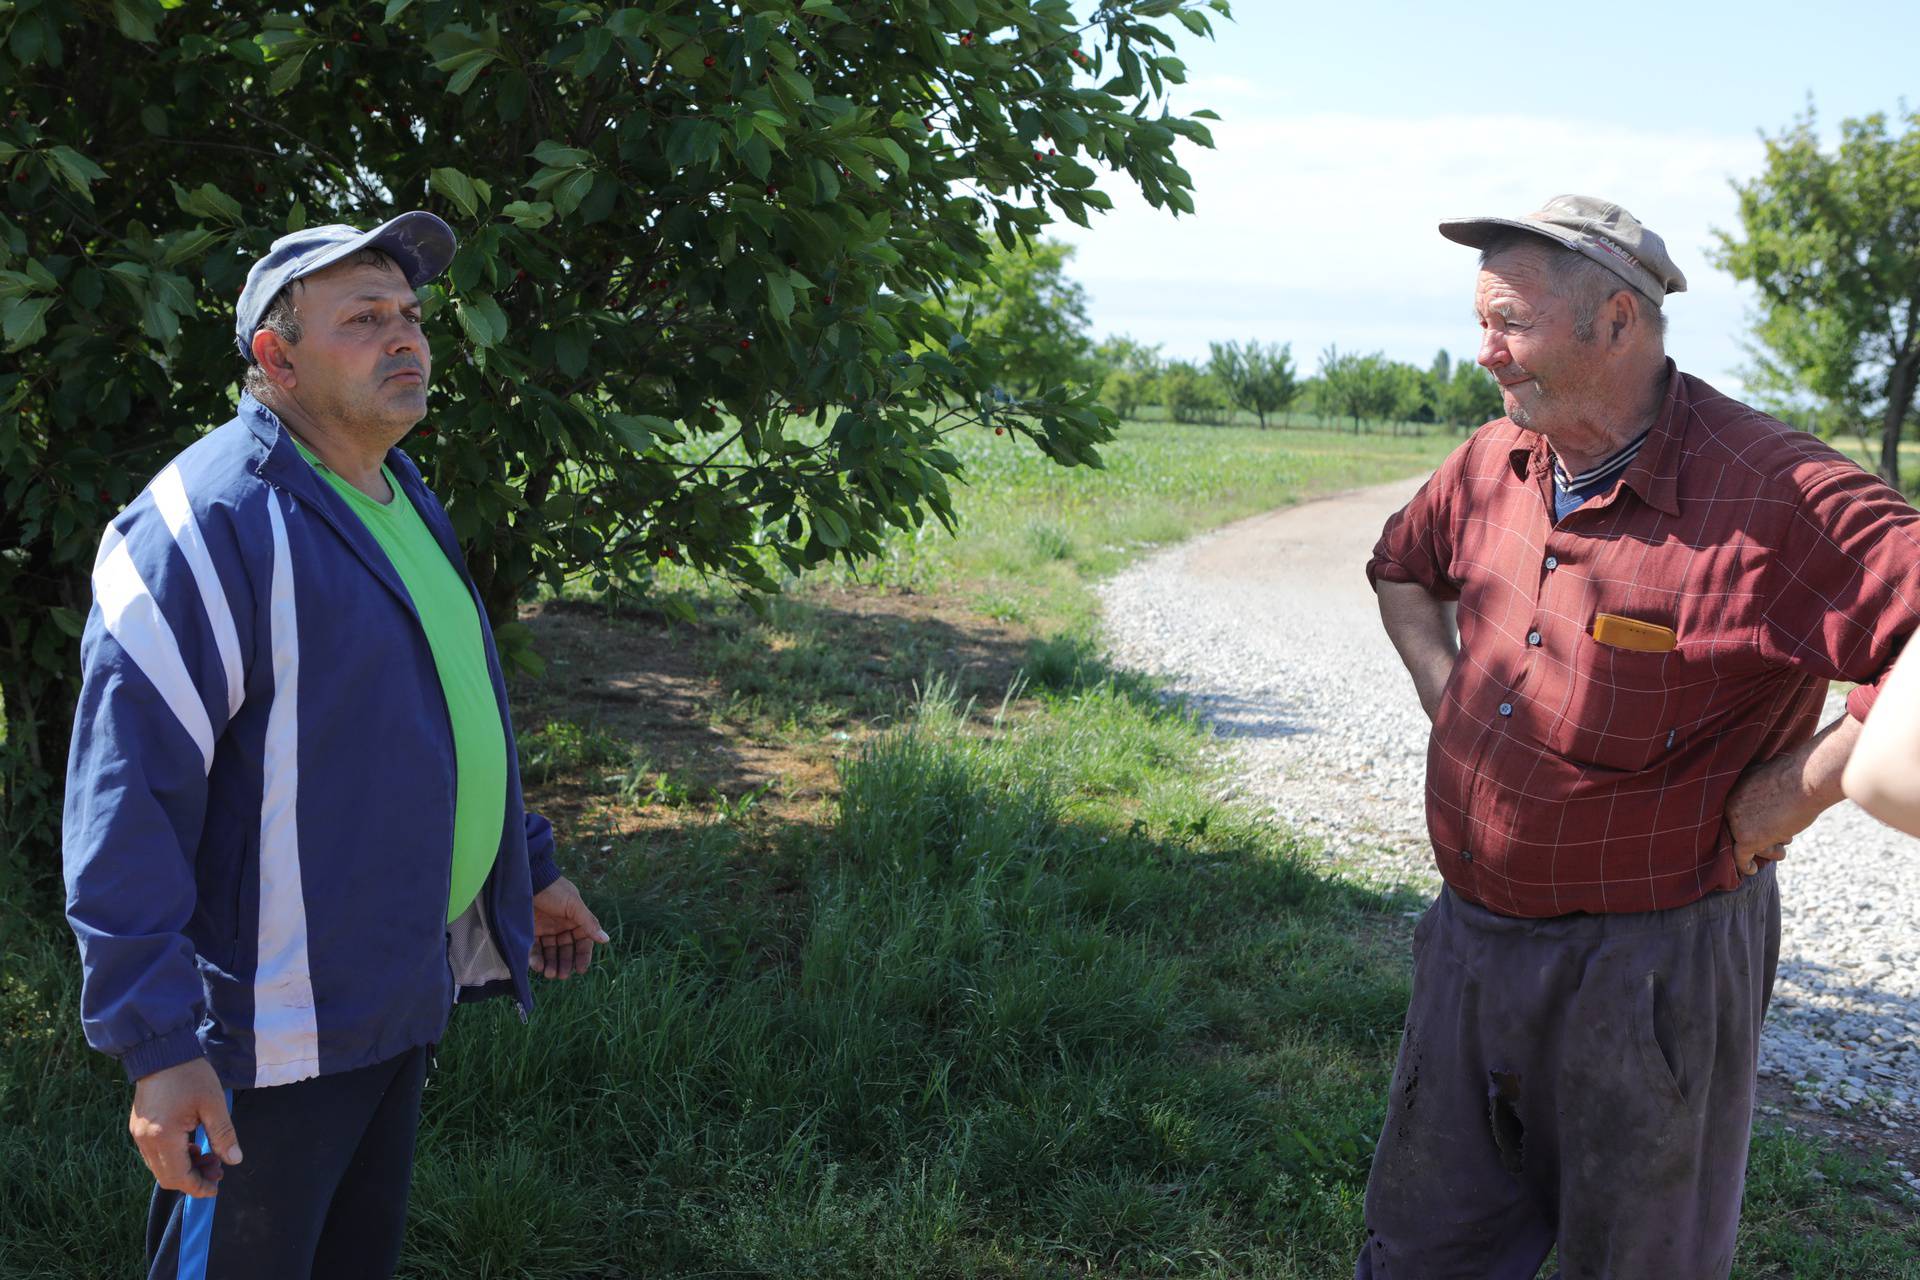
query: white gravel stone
[{"left": 1099, "top": 475, "right": 1920, "bottom": 1127}]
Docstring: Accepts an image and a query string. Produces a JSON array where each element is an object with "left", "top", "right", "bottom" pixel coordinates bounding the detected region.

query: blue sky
[{"left": 1053, "top": 2, "right": 1920, "bottom": 393}]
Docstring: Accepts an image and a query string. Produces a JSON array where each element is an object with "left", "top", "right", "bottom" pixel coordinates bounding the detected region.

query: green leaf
[
  {"left": 172, "top": 181, "right": 244, "bottom": 225},
  {"left": 384, "top": 0, "right": 417, "bottom": 20},
  {"left": 438, "top": 48, "right": 499, "bottom": 95},
  {"left": 112, "top": 0, "right": 161, "bottom": 44},
  {"left": 532, "top": 140, "right": 593, "bottom": 169},
  {"left": 500, "top": 200, "right": 554, "bottom": 229},
  {"left": 550, "top": 169, "right": 594, "bottom": 217},
  {"left": 606, "top": 10, "right": 651, "bottom": 39},
  {"left": 267, "top": 49, "right": 310, "bottom": 95},
  {"left": 855, "top": 136, "right": 911, "bottom": 175},
  {"left": 812, "top": 506, "right": 850, "bottom": 548},
  {"left": 774, "top": 69, "right": 814, "bottom": 104},
  {"left": 606, "top": 413, "right": 671, "bottom": 451},
  {"left": 800, "top": 0, "right": 852, "bottom": 20},
  {"left": 49, "top": 605, "right": 87, "bottom": 638},
  {"left": 767, "top": 273, "right": 794, "bottom": 322},
  {"left": 142, "top": 294, "right": 180, "bottom": 345},
  {"left": 430, "top": 166, "right": 481, "bottom": 218},
  {"left": 45, "top": 146, "right": 107, "bottom": 197},
  {"left": 554, "top": 327, "right": 588, "bottom": 378},
  {"left": 161, "top": 227, "right": 222, "bottom": 266},
  {"left": 2, "top": 297, "right": 52, "bottom": 351},
  {"left": 455, "top": 296, "right": 508, "bottom": 348}
]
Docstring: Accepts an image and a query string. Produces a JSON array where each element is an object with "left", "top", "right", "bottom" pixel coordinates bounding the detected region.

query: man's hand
[
  {"left": 530, "top": 876, "right": 609, "bottom": 979},
  {"left": 129, "top": 1057, "right": 240, "bottom": 1199},
  {"left": 1724, "top": 714, "right": 1864, "bottom": 876},
  {"left": 1724, "top": 756, "right": 1801, "bottom": 875}
]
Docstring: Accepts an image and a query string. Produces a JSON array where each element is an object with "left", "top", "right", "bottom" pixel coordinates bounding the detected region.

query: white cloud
[{"left": 1054, "top": 109, "right": 1769, "bottom": 389}]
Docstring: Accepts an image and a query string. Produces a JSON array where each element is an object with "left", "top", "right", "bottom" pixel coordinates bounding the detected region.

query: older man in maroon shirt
[{"left": 1356, "top": 195, "right": 1920, "bottom": 1279}]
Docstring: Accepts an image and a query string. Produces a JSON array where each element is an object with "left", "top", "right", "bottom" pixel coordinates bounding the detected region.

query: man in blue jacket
[{"left": 62, "top": 211, "right": 608, "bottom": 1279}]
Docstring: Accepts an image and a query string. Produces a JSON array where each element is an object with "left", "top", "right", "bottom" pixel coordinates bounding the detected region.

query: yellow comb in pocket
[{"left": 1591, "top": 612, "right": 1677, "bottom": 653}]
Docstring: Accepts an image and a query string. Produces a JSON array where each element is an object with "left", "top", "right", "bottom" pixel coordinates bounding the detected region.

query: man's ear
[
  {"left": 250, "top": 329, "right": 297, "bottom": 390},
  {"left": 1606, "top": 290, "right": 1637, "bottom": 345}
]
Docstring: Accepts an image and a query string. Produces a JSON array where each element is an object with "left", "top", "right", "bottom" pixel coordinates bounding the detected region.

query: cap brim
[
  {"left": 1438, "top": 215, "right": 1586, "bottom": 257},
  {"left": 294, "top": 211, "right": 457, "bottom": 291}
]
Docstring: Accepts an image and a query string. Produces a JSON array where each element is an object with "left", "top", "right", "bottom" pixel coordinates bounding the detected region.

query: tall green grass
[
  {"left": 0, "top": 678, "right": 1414, "bottom": 1278},
  {"left": 13, "top": 675, "right": 1894, "bottom": 1276}
]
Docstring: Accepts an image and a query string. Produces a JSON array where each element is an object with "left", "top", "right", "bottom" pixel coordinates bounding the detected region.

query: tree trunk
[{"left": 1882, "top": 348, "right": 1918, "bottom": 493}]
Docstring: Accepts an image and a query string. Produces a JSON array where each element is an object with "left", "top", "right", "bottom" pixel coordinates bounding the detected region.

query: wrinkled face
[
  {"left": 278, "top": 256, "right": 431, "bottom": 436},
  {"left": 1473, "top": 247, "right": 1604, "bottom": 435}
]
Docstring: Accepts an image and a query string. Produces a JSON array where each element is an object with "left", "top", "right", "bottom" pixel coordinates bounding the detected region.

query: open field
[{"left": 3, "top": 422, "right": 1915, "bottom": 1277}]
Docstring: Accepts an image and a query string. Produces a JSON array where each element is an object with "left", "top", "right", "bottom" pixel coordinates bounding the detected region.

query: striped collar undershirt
[{"left": 1551, "top": 426, "right": 1652, "bottom": 496}]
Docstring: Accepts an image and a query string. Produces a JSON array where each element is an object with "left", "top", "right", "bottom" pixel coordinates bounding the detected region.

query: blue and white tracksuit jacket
[{"left": 63, "top": 393, "right": 560, "bottom": 1089}]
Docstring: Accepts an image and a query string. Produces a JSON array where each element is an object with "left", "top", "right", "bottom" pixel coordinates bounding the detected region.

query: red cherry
[
  {"left": 661, "top": 547, "right": 678, "bottom": 562},
  {"left": 738, "top": 339, "right": 752, "bottom": 350},
  {"left": 254, "top": 182, "right": 266, "bottom": 194},
  {"left": 323, "top": 60, "right": 332, "bottom": 71},
  {"left": 515, "top": 269, "right": 528, "bottom": 282},
  {"left": 765, "top": 184, "right": 778, "bottom": 196},
  {"left": 823, "top": 294, "right": 832, "bottom": 304},
  {"left": 97, "top": 489, "right": 111, "bottom": 501},
  {"left": 350, "top": 31, "right": 364, "bottom": 43},
  {"left": 1048, "top": 148, "right": 1057, "bottom": 156},
  {"left": 1033, "top": 151, "right": 1043, "bottom": 161},
  {"left": 703, "top": 55, "right": 715, "bottom": 68},
  {"left": 994, "top": 427, "right": 1005, "bottom": 436},
  {"left": 794, "top": 405, "right": 807, "bottom": 414}
]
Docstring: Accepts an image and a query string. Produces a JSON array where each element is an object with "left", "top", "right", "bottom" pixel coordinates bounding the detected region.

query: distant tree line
[{"left": 959, "top": 240, "right": 1506, "bottom": 433}]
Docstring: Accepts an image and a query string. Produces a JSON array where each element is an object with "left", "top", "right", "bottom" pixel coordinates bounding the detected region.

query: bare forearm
[
  {"left": 1376, "top": 580, "right": 1458, "bottom": 720},
  {"left": 1751, "top": 714, "right": 1862, "bottom": 831},
  {"left": 1844, "top": 647, "right": 1920, "bottom": 835}
]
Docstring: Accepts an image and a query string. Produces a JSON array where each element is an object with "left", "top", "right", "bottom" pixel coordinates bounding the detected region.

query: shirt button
[
  {"left": 1544, "top": 555, "right": 1559, "bottom": 571},
  {"left": 1498, "top": 702, "right": 1514, "bottom": 716},
  {"left": 1460, "top": 849, "right": 1474, "bottom": 863},
  {"left": 1527, "top": 630, "right": 1542, "bottom": 646}
]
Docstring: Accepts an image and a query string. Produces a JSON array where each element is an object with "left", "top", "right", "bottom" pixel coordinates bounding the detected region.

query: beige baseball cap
[{"left": 1439, "top": 194, "right": 1687, "bottom": 303}]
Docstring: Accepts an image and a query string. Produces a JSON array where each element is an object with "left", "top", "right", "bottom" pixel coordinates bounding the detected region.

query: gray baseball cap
[
  {"left": 1438, "top": 194, "right": 1686, "bottom": 303},
  {"left": 234, "top": 211, "right": 457, "bottom": 361}
]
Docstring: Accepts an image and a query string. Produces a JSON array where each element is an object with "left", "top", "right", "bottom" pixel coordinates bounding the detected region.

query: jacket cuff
[
  {"left": 525, "top": 811, "right": 562, "bottom": 895},
  {"left": 1847, "top": 681, "right": 1879, "bottom": 724},
  {"left": 119, "top": 1026, "right": 206, "bottom": 1082}
]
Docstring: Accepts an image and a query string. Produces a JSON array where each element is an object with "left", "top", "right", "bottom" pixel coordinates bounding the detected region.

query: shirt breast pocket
[{"left": 1537, "top": 631, "right": 1749, "bottom": 773}]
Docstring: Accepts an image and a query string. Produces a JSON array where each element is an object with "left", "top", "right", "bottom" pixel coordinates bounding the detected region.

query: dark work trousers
[
  {"left": 1356, "top": 863, "right": 1780, "bottom": 1280},
  {"left": 145, "top": 1046, "right": 429, "bottom": 1280}
]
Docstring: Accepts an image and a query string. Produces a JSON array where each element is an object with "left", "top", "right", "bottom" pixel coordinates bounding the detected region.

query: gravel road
[{"left": 1098, "top": 474, "right": 1920, "bottom": 1156}]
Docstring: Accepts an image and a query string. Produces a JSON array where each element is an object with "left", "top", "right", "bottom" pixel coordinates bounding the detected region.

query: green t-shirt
[{"left": 294, "top": 439, "right": 507, "bottom": 923}]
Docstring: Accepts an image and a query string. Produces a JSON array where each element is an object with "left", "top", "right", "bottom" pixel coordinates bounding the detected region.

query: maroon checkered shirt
[{"left": 1369, "top": 363, "right": 1920, "bottom": 917}]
